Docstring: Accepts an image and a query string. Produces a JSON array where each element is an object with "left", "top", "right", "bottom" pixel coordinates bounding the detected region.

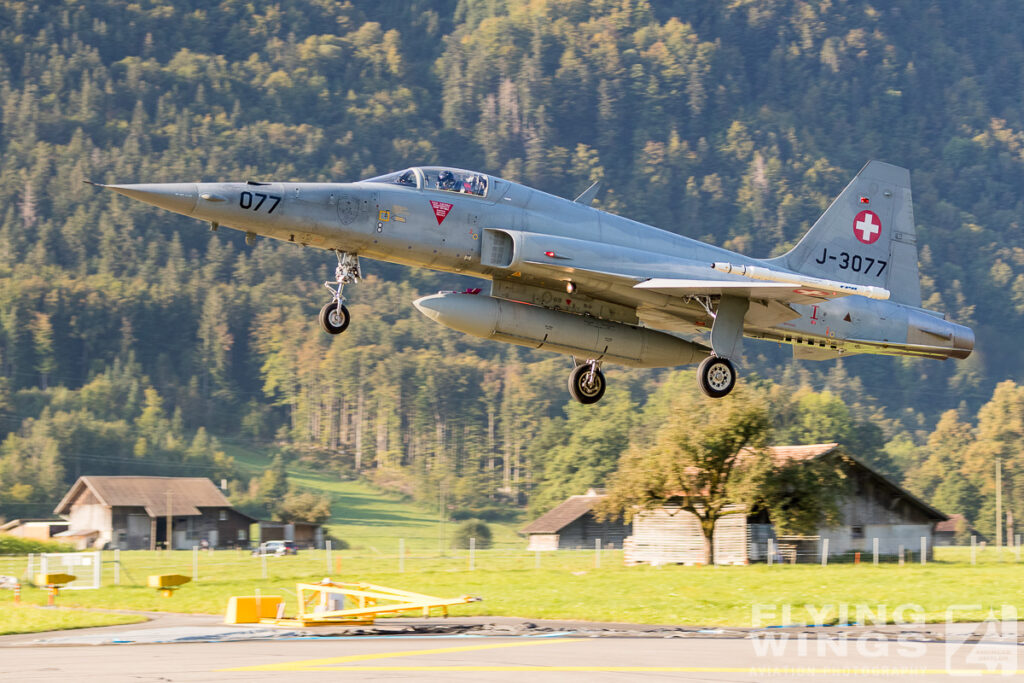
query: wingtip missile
[{"left": 711, "top": 262, "right": 890, "bottom": 300}]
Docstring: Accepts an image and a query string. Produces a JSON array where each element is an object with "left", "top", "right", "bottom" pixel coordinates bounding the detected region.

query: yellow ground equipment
[
  {"left": 225, "top": 595, "right": 284, "bottom": 623},
  {"left": 35, "top": 573, "right": 76, "bottom": 607},
  {"left": 225, "top": 579, "right": 480, "bottom": 627},
  {"left": 148, "top": 574, "right": 191, "bottom": 597}
]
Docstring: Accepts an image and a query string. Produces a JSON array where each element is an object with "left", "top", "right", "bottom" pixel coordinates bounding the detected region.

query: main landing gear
[
  {"left": 320, "top": 251, "right": 360, "bottom": 335},
  {"left": 698, "top": 355, "right": 737, "bottom": 398},
  {"left": 568, "top": 359, "right": 606, "bottom": 405}
]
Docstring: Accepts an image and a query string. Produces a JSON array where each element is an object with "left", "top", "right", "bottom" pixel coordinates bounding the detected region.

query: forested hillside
[{"left": 1, "top": 1, "right": 1023, "bottom": 538}]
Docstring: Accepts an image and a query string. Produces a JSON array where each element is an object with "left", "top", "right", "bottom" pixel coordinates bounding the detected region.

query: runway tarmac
[{"left": 2, "top": 612, "right": 1022, "bottom": 682}]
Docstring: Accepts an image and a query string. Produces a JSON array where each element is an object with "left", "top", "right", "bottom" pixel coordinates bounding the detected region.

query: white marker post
[
  {"left": 767, "top": 538, "right": 774, "bottom": 566},
  {"left": 821, "top": 538, "right": 829, "bottom": 566},
  {"left": 898, "top": 545, "right": 905, "bottom": 566},
  {"left": 114, "top": 548, "right": 120, "bottom": 586},
  {"left": 535, "top": 550, "right": 541, "bottom": 570},
  {"left": 192, "top": 546, "right": 199, "bottom": 582},
  {"left": 595, "top": 538, "right": 602, "bottom": 568},
  {"left": 326, "top": 540, "right": 332, "bottom": 574},
  {"left": 971, "top": 535, "right": 977, "bottom": 565},
  {"left": 920, "top": 536, "right": 927, "bottom": 565},
  {"left": 469, "top": 537, "right": 475, "bottom": 571},
  {"left": 261, "top": 550, "right": 268, "bottom": 580},
  {"left": 872, "top": 537, "right": 879, "bottom": 566}
]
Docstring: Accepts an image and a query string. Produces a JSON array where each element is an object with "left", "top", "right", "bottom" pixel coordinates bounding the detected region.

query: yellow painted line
[
  {"left": 225, "top": 666, "right": 1024, "bottom": 675},
  {"left": 218, "top": 637, "right": 583, "bottom": 672}
]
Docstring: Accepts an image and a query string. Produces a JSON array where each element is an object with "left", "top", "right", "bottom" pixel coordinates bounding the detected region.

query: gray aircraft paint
[{"left": 92, "top": 160, "right": 973, "bottom": 399}]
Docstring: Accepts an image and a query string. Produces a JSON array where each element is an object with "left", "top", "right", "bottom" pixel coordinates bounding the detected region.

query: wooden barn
[
  {"left": 624, "top": 443, "right": 949, "bottom": 565},
  {"left": 53, "top": 476, "right": 256, "bottom": 550},
  {"left": 522, "top": 489, "right": 631, "bottom": 550}
]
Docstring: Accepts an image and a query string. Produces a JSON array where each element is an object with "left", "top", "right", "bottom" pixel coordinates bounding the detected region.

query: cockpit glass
[
  {"left": 362, "top": 167, "right": 488, "bottom": 197},
  {"left": 363, "top": 169, "right": 419, "bottom": 187},
  {"left": 420, "top": 167, "right": 489, "bottom": 197}
]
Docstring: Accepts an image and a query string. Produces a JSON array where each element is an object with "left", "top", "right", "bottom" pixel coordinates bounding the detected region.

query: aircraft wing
[{"left": 634, "top": 278, "right": 857, "bottom": 306}]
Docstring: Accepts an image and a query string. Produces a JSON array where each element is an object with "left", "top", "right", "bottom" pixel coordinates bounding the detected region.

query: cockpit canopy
[{"left": 364, "top": 167, "right": 489, "bottom": 197}]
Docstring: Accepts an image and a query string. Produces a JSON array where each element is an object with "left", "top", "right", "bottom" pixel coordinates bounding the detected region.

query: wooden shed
[
  {"left": 522, "top": 489, "right": 631, "bottom": 550},
  {"left": 623, "top": 443, "right": 949, "bottom": 565},
  {"left": 54, "top": 476, "right": 256, "bottom": 550}
]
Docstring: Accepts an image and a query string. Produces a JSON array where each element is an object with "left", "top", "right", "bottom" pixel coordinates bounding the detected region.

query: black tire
[
  {"left": 319, "top": 301, "right": 350, "bottom": 335},
  {"left": 698, "top": 356, "right": 737, "bottom": 398},
  {"left": 568, "top": 364, "right": 606, "bottom": 404}
]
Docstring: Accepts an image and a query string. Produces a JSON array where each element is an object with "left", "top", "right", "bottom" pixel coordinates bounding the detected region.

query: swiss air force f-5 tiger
[{"left": 91, "top": 160, "right": 974, "bottom": 404}]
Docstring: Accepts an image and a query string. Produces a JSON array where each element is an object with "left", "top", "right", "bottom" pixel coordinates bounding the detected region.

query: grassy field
[
  {"left": 2, "top": 546, "right": 1023, "bottom": 629},
  {"left": 3, "top": 445, "right": 1020, "bottom": 634},
  {"left": 0, "top": 607, "right": 144, "bottom": 636},
  {"left": 222, "top": 440, "right": 524, "bottom": 551}
]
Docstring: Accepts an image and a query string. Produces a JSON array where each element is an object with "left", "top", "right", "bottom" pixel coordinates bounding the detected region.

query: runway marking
[
  {"left": 220, "top": 639, "right": 1023, "bottom": 675},
  {"left": 227, "top": 665, "right": 1023, "bottom": 675},
  {"left": 218, "top": 637, "right": 583, "bottom": 672}
]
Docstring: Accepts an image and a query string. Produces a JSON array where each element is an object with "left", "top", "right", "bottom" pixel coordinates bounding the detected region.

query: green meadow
[{"left": 3, "top": 546, "right": 1023, "bottom": 634}]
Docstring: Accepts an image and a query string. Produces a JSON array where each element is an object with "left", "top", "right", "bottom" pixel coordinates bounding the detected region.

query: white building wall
[{"left": 68, "top": 503, "right": 112, "bottom": 548}]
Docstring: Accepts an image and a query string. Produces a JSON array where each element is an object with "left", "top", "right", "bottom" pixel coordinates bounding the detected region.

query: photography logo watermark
[
  {"left": 749, "top": 604, "right": 1019, "bottom": 677},
  {"left": 944, "top": 605, "right": 1018, "bottom": 677}
]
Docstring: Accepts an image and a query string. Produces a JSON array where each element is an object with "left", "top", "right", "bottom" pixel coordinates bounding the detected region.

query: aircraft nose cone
[{"left": 97, "top": 182, "right": 199, "bottom": 216}]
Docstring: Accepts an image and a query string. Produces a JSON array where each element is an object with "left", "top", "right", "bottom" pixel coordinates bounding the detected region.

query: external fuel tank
[{"left": 413, "top": 292, "right": 707, "bottom": 368}]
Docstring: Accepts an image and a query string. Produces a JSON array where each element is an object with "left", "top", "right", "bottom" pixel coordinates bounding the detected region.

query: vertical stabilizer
[{"left": 767, "top": 161, "right": 921, "bottom": 307}]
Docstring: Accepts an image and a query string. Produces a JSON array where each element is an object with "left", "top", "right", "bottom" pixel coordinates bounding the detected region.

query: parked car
[{"left": 253, "top": 540, "right": 298, "bottom": 556}]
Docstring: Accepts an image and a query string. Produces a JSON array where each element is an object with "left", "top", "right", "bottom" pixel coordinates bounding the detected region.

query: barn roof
[
  {"left": 522, "top": 492, "right": 605, "bottom": 534},
  {"left": 54, "top": 476, "right": 246, "bottom": 518},
  {"left": 752, "top": 442, "right": 947, "bottom": 522}
]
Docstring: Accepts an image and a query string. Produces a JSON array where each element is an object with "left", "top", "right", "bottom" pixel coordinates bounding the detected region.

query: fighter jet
[{"left": 91, "top": 160, "right": 974, "bottom": 404}]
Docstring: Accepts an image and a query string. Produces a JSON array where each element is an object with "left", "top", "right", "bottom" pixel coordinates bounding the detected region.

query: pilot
[{"left": 438, "top": 170, "right": 456, "bottom": 191}]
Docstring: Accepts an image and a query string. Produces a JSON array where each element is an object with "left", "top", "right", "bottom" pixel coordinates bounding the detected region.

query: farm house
[
  {"left": 522, "top": 489, "right": 631, "bottom": 550},
  {"left": 624, "top": 444, "right": 948, "bottom": 565}
]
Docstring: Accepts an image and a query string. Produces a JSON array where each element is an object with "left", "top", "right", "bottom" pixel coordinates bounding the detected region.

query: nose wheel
[
  {"left": 321, "top": 251, "right": 360, "bottom": 335},
  {"left": 568, "top": 360, "right": 606, "bottom": 404},
  {"left": 698, "top": 356, "right": 736, "bottom": 398},
  {"left": 319, "top": 301, "right": 350, "bottom": 334}
]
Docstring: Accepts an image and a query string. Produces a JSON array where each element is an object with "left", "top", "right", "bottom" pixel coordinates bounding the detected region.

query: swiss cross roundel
[{"left": 853, "top": 209, "right": 882, "bottom": 245}]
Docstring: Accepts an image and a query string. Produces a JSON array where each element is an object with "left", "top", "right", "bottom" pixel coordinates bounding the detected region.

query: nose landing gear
[
  {"left": 568, "top": 359, "right": 606, "bottom": 405},
  {"left": 320, "top": 251, "right": 360, "bottom": 335}
]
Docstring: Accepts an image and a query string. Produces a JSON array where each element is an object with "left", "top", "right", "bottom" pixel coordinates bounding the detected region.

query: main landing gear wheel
[
  {"left": 319, "top": 302, "right": 350, "bottom": 335},
  {"left": 698, "top": 356, "right": 737, "bottom": 399},
  {"left": 568, "top": 362, "right": 606, "bottom": 405}
]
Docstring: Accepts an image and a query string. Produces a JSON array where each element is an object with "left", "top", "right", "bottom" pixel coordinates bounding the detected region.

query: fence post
[
  {"left": 595, "top": 538, "right": 602, "bottom": 568},
  {"left": 399, "top": 539, "right": 405, "bottom": 573},
  {"left": 971, "top": 535, "right": 977, "bottom": 565},
  {"left": 767, "top": 538, "right": 774, "bottom": 566},
  {"left": 872, "top": 537, "right": 879, "bottom": 566},
  {"left": 192, "top": 545, "right": 199, "bottom": 582},
  {"left": 469, "top": 537, "right": 475, "bottom": 571},
  {"left": 114, "top": 548, "right": 120, "bottom": 586},
  {"left": 326, "top": 540, "right": 332, "bottom": 574},
  {"left": 821, "top": 538, "right": 829, "bottom": 566},
  {"left": 920, "top": 536, "right": 927, "bottom": 565}
]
